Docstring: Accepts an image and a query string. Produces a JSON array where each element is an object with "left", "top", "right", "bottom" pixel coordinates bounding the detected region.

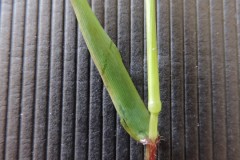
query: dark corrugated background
[{"left": 0, "top": 0, "right": 240, "bottom": 160}]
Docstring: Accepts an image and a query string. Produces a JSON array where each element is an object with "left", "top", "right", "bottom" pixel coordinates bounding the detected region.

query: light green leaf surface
[{"left": 71, "top": 0, "right": 150, "bottom": 141}]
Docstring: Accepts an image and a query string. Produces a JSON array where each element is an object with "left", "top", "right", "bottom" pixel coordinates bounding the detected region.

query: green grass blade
[{"left": 71, "top": 0, "right": 150, "bottom": 141}]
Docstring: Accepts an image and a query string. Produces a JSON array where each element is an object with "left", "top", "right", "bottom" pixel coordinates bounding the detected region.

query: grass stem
[{"left": 146, "top": 0, "right": 161, "bottom": 141}]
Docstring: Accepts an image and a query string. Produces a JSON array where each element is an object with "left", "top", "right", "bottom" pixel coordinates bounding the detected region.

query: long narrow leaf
[{"left": 71, "top": 0, "right": 150, "bottom": 141}]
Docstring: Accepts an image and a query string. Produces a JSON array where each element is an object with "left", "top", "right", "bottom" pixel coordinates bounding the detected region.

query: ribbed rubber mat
[{"left": 0, "top": 0, "right": 240, "bottom": 160}]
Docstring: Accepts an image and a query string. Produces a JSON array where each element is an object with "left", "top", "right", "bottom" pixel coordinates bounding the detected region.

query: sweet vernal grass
[{"left": 70, "top": 0, "right": 161, "bottom": 157}]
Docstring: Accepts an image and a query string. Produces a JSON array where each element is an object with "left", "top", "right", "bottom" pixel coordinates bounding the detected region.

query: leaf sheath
[{"left": 71, "top": 0, "right": 150, "bottom": 141}]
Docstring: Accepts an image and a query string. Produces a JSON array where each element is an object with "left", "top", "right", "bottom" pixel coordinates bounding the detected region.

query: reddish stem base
[
  {"left": 146, "top": 143, "right": 157, "bottom": 160},
  {"left": 144, "top": 137, "right": 160, "bottom": 160}
]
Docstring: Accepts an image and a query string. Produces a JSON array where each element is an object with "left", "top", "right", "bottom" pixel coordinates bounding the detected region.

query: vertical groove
[
  {"left": 73, "top": 23, "right": 77, "bottom": 160},
  {"left": 237, "top": 0, "right": 240, "bottom": 153},
  {"left": 130, "top": 0, "right": 144, "bottom": 159},
  {"left": 102, "top": 0, "right": 117, "bottom": 159},
  {"left": 208, "top": 5, "right": 213, "bottom": 160},
  {"left": 3, "top": 1, "right": 14, "bottom": 156},
  {"left": 88, "top": 0, "right": 104, "bottom": 159},
  {"left": 210, "top": 0, "right": 227, "bottom": 159},
  {"left": 169, "top": 0, "right": 172, "bottom": 158},
  {"left": 61, "top": 0, "right": 76, "bottom": 159},
  {"left": 59, "top": 0, "right": 65, "bottom": 158},
  {"left": 182, "top": 0, "right": 186, "bottom": 159},
  {"left": 223, "top": 0, "right": 240, "bottom": 159},
  {"left": 195, "top": 0, "right": 199, "bottom": 159},
  {"left": 74, "top": 0, "right": 91, "bottom": 160},
  {"left": 4, "top": 1, "right": 15, "bottom": 159},
  {"left": 73, "top": 12, "right": 78, "bottom": 160},
  {"left": 74, "top": 1, "right": 89, "bottom": 159},
  {"left": 46, "top": 0, "right": 65, "bottom": 159},
  {"left": 183, "top": 0, "right": 199, "bottom": 159},
  {"left": 197, "top": 0, "right": 213, "bottom": 159},
  {"left": 32, "top": 0, "right": 40, "bottom": 157},
  {"left": 0, "top": 0, "right": 13, "bottom": 159},
  {"left": 19, "top": 0, "right": 39, "bottom": 159},
  {"left": 170, "top": 0, "right": 185, "bottom": 159},
  {"left": 46, "top": 0, "right": 64, "bottom": 159},
  {"left": 45, "top": 0, "right": 51, "bottom": 158},
  {"left": 75, "top": 18, "right": 79, "bottom": 160},
  {"left": 44, "top": 0, "right": 50, "bottom": 158},
  {"left": 18, "top": 0, "right": 27, "bottom": 157},
  {"left": 116, "top": 0, "right": 131, "bottom": 159},
  {"left": 33, "top": 0, "right": 51, "bottom": 159},
  {"left": 157, "top": 0, "right": 171, "bottom": 159},
  {"left": 222, "top": 0, "right": 228, "bottom": 158},
  {"left": 5, "top": 0, "right": 26, "bottom": 159}
]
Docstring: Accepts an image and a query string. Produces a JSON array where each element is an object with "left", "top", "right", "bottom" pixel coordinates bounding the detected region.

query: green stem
[{"left": 146, "top": 0, "right": 161, "bottom": 141}]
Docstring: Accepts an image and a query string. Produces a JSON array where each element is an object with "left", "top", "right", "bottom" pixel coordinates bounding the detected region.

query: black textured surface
[{"left": 0, "top": 0, "right": 240, "bottom": 160}]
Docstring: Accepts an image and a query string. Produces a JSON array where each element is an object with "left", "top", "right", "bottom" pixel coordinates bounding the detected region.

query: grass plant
[{"left": 71, "top": 0, "right": 161, "bottom": 159}]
